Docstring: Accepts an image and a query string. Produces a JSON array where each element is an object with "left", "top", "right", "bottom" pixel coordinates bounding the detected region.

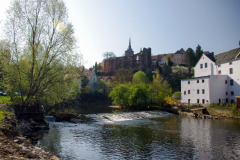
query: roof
[
  {"left": 205, "top": 53, "right": 216, "bottom": 62},
  {"left": 84, "top": 70, "right": 94, "bottom": 80},
  {"left": 214, "top": 48, "right": 240, "bottom": 64}
]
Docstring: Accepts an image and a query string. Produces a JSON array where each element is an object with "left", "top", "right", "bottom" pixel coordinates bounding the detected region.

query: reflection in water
[{"left": 38, "top": 111, "right": 240, "bottom": 160}]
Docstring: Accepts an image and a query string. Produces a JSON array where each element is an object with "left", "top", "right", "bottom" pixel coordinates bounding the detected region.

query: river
[{"left": 38, "top": 110, "right": 240, "bottom": 160}]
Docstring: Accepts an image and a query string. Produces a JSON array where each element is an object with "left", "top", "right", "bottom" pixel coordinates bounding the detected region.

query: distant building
[
  {"left": 80, "top": 70, "right": 97, "bottom": 92},
  {"left": 103, "top": 39, "right": 152, "bottom": 73},
  {"left": 172, "top": 48, "right": 186, "bottom": 65},
  {"left": 181, "top": 48, "right": 240, "bottom": 104}
]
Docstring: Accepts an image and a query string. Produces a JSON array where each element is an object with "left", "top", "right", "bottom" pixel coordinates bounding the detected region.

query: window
[
  {"left": 197, "top": 90, "right": 200, "bottom": 94},
  {"left": 225, "top": 80, "right": 227, "bottom": 84},
  {"left": 226, "top": 98, "right": 229, "bottom": 103},
  {"left": 188, "top": 81, "right": 190, "bottom": 84},
  {"left": 219, "top": 99, "right": 221, "bottom": 103},
  {"left": 231, "top": 99, "right": 234, "bottom": 103},
  {"left": 226, "top": 92, "right": 228, "bottom": 96},
  {"left": 218, "top": 64, "right": 221, "bottom": 67},
  {"left": 229, "top": 62, "right": 232, "bottom": 65},
  {"left": 230, "top": 68, "right": 233, "bottom": 74},
  {"left": 197, "top": 99, "right": 200, "bottom": 103},
  {"left": 188, "top": 90, "right": 190, "bottom": 94},
  {"left": 202, "top": 79, "right": 205, "bottom": 83},
  {"left": 188, "top": 99, "right": 191, "bottom": 104},
  {"left": 200, "top": 64, "right": 203, "bottom": 69},
  {"left": 184, "top": 91, "right": 186, "bottom": 95},
  {"left": 231, "top": 91, "right": 234, "bottom": 96},
  {"left": 202, "top": 99, "right": 205, "bottom": 104},
  {"left": 230, "top": 79, "right": 234, "bottom": 86},
  {"left": 205, "top": 63, "right": 207, "bottom": 68},
  {"left": 202, "top": 89, "right": 205, "bottom": 94},
  {"left": 197, "top": 80, "right": 199, "bottom": 83},
  {"left": 218, "top": 70, "right": 221, "bottom": 75}
]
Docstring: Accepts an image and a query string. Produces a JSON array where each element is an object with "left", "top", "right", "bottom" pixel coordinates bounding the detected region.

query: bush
[
  {"left": 109, "top": 84, "right": 130, "bottom": 106},
  {"left": 128, "top": 84, "right": 150, "bottom": 109},
  {"left": 232, "top": 104, "right": 240, "bottom": 116}
]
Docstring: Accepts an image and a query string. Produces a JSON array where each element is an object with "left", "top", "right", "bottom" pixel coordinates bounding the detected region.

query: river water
[{"left": 38, "top": 110, "right": 240, "bottom": 160}]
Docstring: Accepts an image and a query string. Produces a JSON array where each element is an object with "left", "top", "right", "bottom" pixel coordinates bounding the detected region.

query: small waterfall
[
  {"left": 88, "top": 111, "right": 171, "bottom": 123},
  {"left": 45, "top": 116, "right": 56, "bottom": 122}
]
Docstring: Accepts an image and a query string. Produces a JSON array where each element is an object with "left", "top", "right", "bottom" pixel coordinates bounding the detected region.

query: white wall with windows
[
  {"left": 181, "top": 76, "right": 210, "bottom": 104},
  {"left": 216, "top": 59, "right": 240, "bottom": 103},
  {"left": 194, "top": 54, "right": 217, "bottom": 77}
]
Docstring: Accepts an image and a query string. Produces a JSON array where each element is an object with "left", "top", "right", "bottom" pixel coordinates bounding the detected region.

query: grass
[{"left": 207, "top": 103, "right": 240, "bottom": 118}]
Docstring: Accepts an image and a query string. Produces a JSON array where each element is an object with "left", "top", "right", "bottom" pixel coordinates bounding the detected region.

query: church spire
[
  {"left": 129, "top": 38, "right": 131, "bottom": 49},
  {"left": 125, "top": 38, "right": 134, "bottom": 56}
]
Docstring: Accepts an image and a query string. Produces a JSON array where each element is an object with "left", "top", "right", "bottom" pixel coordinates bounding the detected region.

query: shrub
[
  {"left": 128, "top": 84, "right": 150, "bottom": 109},
  {"left": 109, "top": 84, "right": 130, "bottom": 106}
]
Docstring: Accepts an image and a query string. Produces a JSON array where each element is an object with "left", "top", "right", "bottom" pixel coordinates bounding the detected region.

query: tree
[
  {"left": 3, "top": 0, "right": 81, "bottom": 106},
  {"left": 109, "top": 83, "right": 130, "bottom": 107},
  {"left": 128, "top": 84, "right": 150, "bottom": 109},
  {"left": 132, "top": 71, "right": 148, "bottom": 84},
  {"left": 195, "top": 45, "right": 203, "bottom": 65},
  {"left": 150, "top": 69, "right": 172, "bottom": 105},
  {"left": 185, "top": 48, "right": 196, "bottom": 67},
  {"left": 113, "top": 68, "right": 132, "bottom": 85},
  {"left": 102, "top": 52, "right": 116, "bottom": 59}
]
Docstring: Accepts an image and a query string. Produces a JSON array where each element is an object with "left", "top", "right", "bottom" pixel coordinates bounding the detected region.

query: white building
[{"left": 181, "top": 48, "right": 240, "bottom": 104}]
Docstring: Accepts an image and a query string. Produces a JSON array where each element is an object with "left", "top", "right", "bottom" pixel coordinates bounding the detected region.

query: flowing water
[{"left": 38, "top": 111, "right": 240, "bottom": 160}]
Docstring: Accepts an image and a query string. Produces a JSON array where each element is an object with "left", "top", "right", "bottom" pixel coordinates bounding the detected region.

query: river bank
[
  {"left": 0, "top": 104, "right": 61, "bottom": 159},
  {"left": 158, "top": 105, "right": 240, "bottom": 119}
]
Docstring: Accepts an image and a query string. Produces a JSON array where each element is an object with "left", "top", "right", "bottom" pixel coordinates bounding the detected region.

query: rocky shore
[{"left": 0, "top": 104, "right": 61, "bottom": 159}]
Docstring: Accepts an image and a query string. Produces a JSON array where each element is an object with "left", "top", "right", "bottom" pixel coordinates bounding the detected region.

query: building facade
[
  {"left": 103, "top": 39, "right": 152, "bottom": 73},
  {"left": 181, "top": 48, "right": 240, "bottom": 104}
]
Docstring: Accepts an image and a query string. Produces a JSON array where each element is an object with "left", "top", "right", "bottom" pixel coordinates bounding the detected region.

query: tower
[{"left": 125, "top": 38, "right": 134, "bottom": 57}]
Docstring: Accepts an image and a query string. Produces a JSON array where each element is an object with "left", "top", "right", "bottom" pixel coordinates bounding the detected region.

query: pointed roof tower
[{"left": 125, "top": 38, "right": 134, "bottom": 56}]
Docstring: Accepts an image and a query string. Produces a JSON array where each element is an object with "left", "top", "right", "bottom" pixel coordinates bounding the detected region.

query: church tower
[{"left": 125, "top": 38, "right": 134, "bottom": 57}]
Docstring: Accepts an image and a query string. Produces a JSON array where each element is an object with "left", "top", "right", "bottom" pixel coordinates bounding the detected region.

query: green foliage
[
  {"left": 113, "top": 68, "right": 132, "bottom": 85},
  {"left": 150, "top": 69, "right": 172, "bottom": 105},
  {"left": 232, "top": 104, "right": 240, "bottom": 116},
  {"left": 172, "top": 91, "right": 181, "bottom": 101},
  {"left": 2, "top": 0, "right": 81, "bottom": 106},
  {"left": 185, "top": 48, "right": 196, "bottom": 67},
  {"left": 109, "top": 84, "right": 130, "bottom": 106},
  {"left": 195, "top": 45, "right": 203, "bottom": 65},
  {"left": 132, "top": 71, "right": 148, "bottom": 84},
  {"left": 0, "top": 96, "right": 13, "bottom": 106},
  {"left": 128, "top": 84, "right": 150, "bottom": 108}
]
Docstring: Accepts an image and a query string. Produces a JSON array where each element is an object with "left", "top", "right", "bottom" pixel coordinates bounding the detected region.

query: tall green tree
[
  {"left": 185, "top": 48, "right": 195, "bottom": 73},
  {"left": 3, "top": 0, "right": 81, "bottom": 106},
  {"left": 132, "top": 71, "right": 148, "bottom": 84},
  {"left": 185, "top": 48, "right": 196, "bottom": 67},
  {"left": 195, "top": 45, "right": 203, "bottom": 65}
]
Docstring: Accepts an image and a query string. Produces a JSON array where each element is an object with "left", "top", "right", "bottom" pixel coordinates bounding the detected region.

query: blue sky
[{"left": 1, "top": 0, "right": 240, "bottom": 68}]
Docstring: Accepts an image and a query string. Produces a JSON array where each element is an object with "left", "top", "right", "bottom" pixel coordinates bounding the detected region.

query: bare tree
[{"left": 102, "top": 52, "right": 116, "bottom": 59}]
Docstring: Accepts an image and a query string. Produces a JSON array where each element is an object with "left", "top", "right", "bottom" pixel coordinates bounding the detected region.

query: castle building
[{"left": 103, "top": 39, "right": 152, "bottom": 73}]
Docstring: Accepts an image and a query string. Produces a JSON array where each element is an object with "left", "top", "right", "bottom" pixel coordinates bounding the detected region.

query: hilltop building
[
  {"left": 181, "top": 48, "right": 240, "bottom": 104},
  {"left": 103, "top": 39, "right": 152, "bottom": 73}
]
